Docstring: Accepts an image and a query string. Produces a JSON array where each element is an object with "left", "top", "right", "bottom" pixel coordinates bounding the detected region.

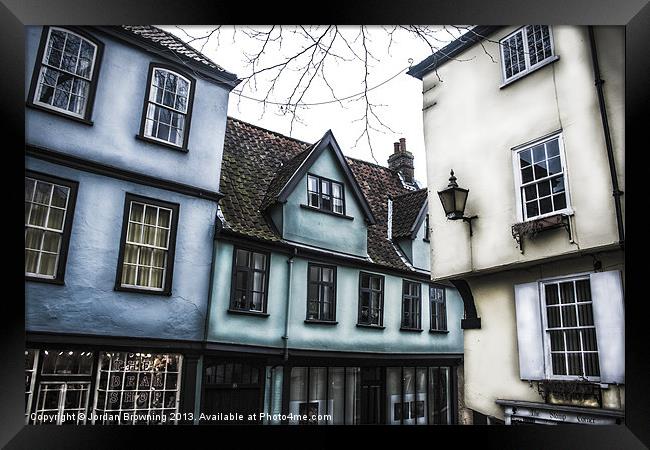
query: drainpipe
[
  {"left": 282, "top": 248, "right": 297, "bottom": 360},
  {"left": 588, "top": 26, "right": 625, "bottom": 248}
]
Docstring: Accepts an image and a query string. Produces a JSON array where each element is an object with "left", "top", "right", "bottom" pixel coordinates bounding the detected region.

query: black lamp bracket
[{"left": 461, "top": 215, "right": 478, "bottom": 236}]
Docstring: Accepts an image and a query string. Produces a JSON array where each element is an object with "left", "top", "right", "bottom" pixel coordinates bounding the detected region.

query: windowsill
[
  {"left": 114, "top": 284, "right": 172, "bottom": 296},
  {"left": 26, "top": 102, "right": 94, "bottom": 125},
  {"left": 429, "top": 329, "right": 450, "bottom": 334},
  {"left": 399, "top": 327, "right": 423, "bottom": 333},
  {"left": 135, "top": 134, "right": 189, "bottom": 153},
  {"left": 520, "top": 209, "right": 574, "bottom": 224},
  {"left": 299, "top": 204, "right": 353, "bottom": 220},
  {"left": 356, "top": 323, "right": 385, "bottom": 330},
  {"left": 25, "top": 275, "right": 65, "bottom": 285},
  {"left": 304, "top": 319, "right": 338, "bottom": 325},
  {"left": 499, "top": 55, "right": 560, "bottom": 89},
  {"left": 227, "top": 309, "right": 270, "bottom": 318}
]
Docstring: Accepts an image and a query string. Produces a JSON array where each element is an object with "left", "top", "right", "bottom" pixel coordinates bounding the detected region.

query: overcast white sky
[{"left": 162, "top": 26, "right": 465, "bottom": 184}]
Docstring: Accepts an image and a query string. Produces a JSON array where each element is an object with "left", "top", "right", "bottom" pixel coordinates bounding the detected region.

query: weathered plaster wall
[
  {"left": 25, "top": 157, "right": 217, "bottom": 341},
  {"left": 282, "top": 148, "right": 368, "bottom": 257},
  {"left": 421, "top": 26, "right": 624, "bottom": 280},
  {"left": 25, "top": 26, "right": 230, "bottom": 193},
  {"left": 208, "top": 241, "right": 463, "bottom": 354},
  {"left": 463, "top": 250, "right": 624, "bottom": 420}
]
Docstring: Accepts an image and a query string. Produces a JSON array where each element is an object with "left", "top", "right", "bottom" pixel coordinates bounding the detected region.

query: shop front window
[{"left": 93, "top": 352, "right": 182, "bottom": 424}]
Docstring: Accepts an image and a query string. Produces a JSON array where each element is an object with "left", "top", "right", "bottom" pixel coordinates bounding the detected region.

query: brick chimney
[{"left": 387, "top": 138, "right": 414, "bottom": 183}]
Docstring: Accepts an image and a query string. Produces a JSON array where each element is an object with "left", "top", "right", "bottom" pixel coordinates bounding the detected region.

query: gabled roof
[
  {"left": 96, "top": 25, "right": 240, "bottom": 89},
  {"left": 407, "top": 25, "right": 502, "bottom": 79},
  {"left": 219, "top": 117, "right": 419, "bottom": 273},
  {"left": 391, "top": 188, "right": 429, "bottom": 240},
  {"left": 263, "top": 130, "right": 376, "bottom": 225}
]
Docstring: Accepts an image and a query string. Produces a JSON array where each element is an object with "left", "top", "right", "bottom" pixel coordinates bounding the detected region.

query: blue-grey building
[
  {"left": 24, "top": 25, "right": 238, "bottom": 424},
  {"left": 201, "top": 118, "right": 464, "bottom": 424}
]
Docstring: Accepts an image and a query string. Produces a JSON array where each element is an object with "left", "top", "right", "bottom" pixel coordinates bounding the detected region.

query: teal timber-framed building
[{"left": 198, "top": 118, "right": 465, "bottom": 425}]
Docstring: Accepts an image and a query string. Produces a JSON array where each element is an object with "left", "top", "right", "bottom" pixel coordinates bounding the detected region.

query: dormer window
[
  {"left": 307, "top": 174, "right": 345, "bottom": 215},
  {"left": 139, "top": 64, "right": 195, "bottom": 150}
]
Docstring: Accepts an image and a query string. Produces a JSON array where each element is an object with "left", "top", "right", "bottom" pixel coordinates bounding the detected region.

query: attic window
[{"left": 307, "top": 174, "right": 345, "bottom": 215}]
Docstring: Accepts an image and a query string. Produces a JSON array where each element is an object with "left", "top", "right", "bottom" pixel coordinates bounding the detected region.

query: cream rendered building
[{"left": 408, "top": 26, "right": 625, "bottom": 425}]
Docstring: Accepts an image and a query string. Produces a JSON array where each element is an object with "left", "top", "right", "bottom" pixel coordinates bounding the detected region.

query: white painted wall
[
  {"left": 422, "top": 26, "right": 624, "bottom": 280},
  {"left": 419, "top": 26, "right": 625, "bottom": 420}
]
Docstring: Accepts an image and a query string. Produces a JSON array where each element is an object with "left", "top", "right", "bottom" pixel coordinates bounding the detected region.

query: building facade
[
  {"left": 409, "top": 26, "right": 625, "bottom": 425},
  {"left": 200, "top": 118, "right": 464, "bottom": 424},
  {"left": 24, "top": 25, "right": 238, "bottom": 424}
]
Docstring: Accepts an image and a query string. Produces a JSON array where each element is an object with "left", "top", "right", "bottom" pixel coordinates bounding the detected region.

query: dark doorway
[
  {"left": 359, "top": 367, "right": 383, "bottom": 424},
  {"left": 202, "top": 361, "right": 264, "bottom": 424}
]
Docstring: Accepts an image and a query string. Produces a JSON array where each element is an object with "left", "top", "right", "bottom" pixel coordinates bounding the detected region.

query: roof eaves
[
  {"left": 407, "top": 25, "right": 503, "bottom": 80},
  {"left": 94, "top": 26, "right": 240, "bottom": 90}
]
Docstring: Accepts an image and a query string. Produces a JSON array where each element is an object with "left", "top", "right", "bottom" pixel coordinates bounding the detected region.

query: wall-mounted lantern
[{"left": 437, "top": 170, "right": 478, "bottom": 236}]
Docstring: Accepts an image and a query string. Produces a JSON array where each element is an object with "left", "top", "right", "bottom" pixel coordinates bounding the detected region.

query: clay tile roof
[
  {"left": 220, "top": 117, "right": 420, "bottom": 272},
  {"left": 391, "top": 188, "right": 429, "bottom": 239},
  {"left": 113, "top": 25, "right": 239, "bottom": 86}
]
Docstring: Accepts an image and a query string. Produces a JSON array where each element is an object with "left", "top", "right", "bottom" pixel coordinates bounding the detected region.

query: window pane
[
  {"left": 253, "top": 252, "right": 266, "bottom": 270},
  {"left": 322, "top": 268, "right": 333, "bottom": 283},
  {"left": 545, "top": 284, "right": 559, "bottom": 305},
  {"left": 549, "top": 330, "right": 564, "bottom": 351},
  {"left": 546, "top": 139, "right": 560, "bottom": 157},
  {"left": 360, "top": 273, "right": 370, "bottom": 289},
  {"left": 553, "top": 193, "right": 567, "bottom": 210},
  {"left": 50, "top": 185, "right": 69, "bottom": 208},
  {"left": 42, "top": 231, "right": 61, "bottom": 253},
  {"left": 539, "top": 196, "right": 553, "bottom": 214},
  {"left": 531, "top": 144, "right": 545, "bottom": 163},
  {"left": 236, "top": 249, "right": 249, "bottom": 267},
  {"left": 47, "top": 208, "right": 65, "bottom": 230},
  {"left": 525, "top": 201, "right": 539, "bottom": 218},
  {"left": 561, "top": 305, "right": 577, "bottom": 327},
  {"left": 519, "top": 149, "right": 532, "bottom": 168},
  {"left": 521, "top": 166, "right": 533, "bottom": 184},
  {"left": 34, "top": 182, "right": 52, "bottom": 205},
  {"left": 537, "top": 180, "right": 551, "bottom": 197},
  {"left": 332, "top": 183, "right": 342, "bottom": 199},
  {"left": 533, "top": 160, "right": 548, "bottom": 180},
  {"left": 547, "top": 156, "right": 562, "bottom": 175},
  {"left": 546, "top": 306, "right": 561, "bottom": 328},
  {"left": 559, "top": 282, "right": 575, "bottom": 304},
  {"left": 308, "top": 176, "right": 319, "bottom": 192},
  {"left": 524, "top": 185, "right": 537, "bottom": 201}
]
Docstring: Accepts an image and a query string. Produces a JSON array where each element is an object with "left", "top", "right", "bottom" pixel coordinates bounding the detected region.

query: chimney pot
[
  {"left": 393, "top": 142, "right": 400, "bottom": 152},
  {"left": 399, "top": 138, "right": 406, "bottom": 152},
  {"left": 388, "top": 137, "right": 414, "bottom": 184}
]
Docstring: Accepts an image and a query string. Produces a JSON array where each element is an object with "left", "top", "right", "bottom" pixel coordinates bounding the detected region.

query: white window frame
[
  {"left": 512, "top": 132, "right": 573, "bottom": 222},
  {"left": 143, "top": 67, "right": 192, "bottom": 148},
  {"left": 538, "top": 272, "right": 601, "bottom": 382},
  {"left": 499, "top": 26, "right": 556, "bottom": 84},
  {"left": 33, "top": 27, "right": 98, "bottom": 119}
]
